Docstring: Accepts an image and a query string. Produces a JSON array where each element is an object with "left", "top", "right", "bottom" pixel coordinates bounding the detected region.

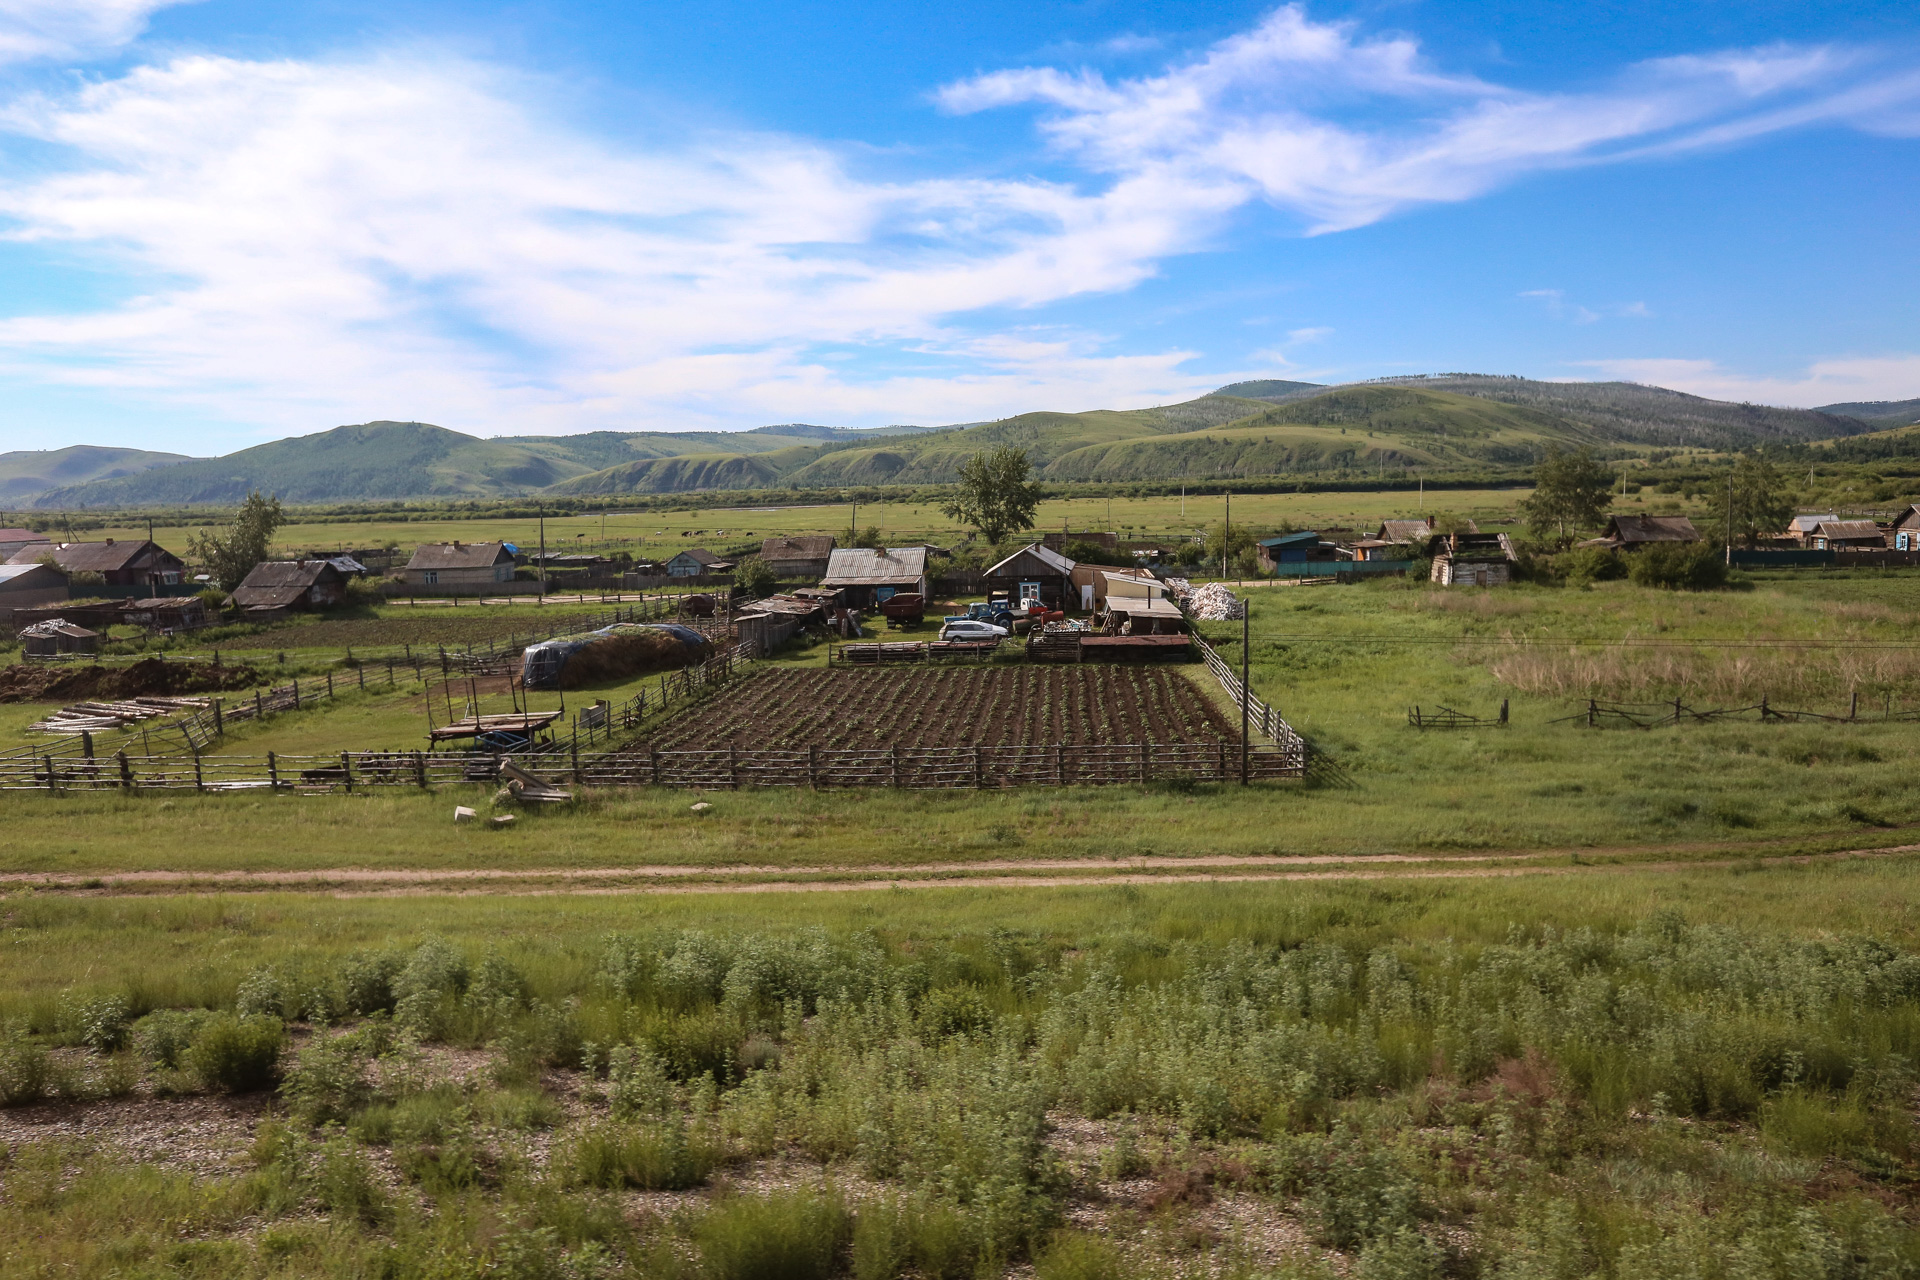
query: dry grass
[{"left": 1483, "top": 640, "right": 1920, "bottom": 704}]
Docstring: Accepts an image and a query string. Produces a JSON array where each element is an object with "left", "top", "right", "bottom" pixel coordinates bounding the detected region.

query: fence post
[
  {"left": 357, "top": 665, "right": 365, "bottom": 690},
  {"left": 193, "top": 752, "right": 204, "bottom": 792},
  {"left": 268, "top": 751, "right": 278, "bottom": 790},
  {"left": 82, "top": 731, "right": 94, "bottom": 761},
  {"left": 729, "top": 744, "right": 739, "bottom": 789},
  {"left": 808, "top": 745, "right": 818, "bottom": 789},
  {"left": 44, "top": 753, "right": 58, "bottom": 793},
  {"left": 256, "top": 690, "right": 264, "bottom": 719},
  {"left": 415, "top": 751, "right": 428, "bottom": 788},
  {"left": 327, "top": 671, "right": 334, "bottom": 698},
  {"left": 340, "top": 751, "right": 353, "bottom": 793},
  {"left": 974, "top": 746, "right": 984, "bottom": 789},
  {"left": 293, "top": 679, "right": 301, "bottom": 709},
  {"left": 1587, "top": 699, "right": 1596, "bottom": 727},
  {"left": 1140, "top": 742, "right": 1149, "bottom": 784},
  {"left": 212, "top": 699, "right": 223, "bottom": 735},
  {"left": 118, "top": 751, "right": 133, "bottom": 790},
  {"left": 1851, "top": 690, "right": 1859, "bottom": 721},
  {"left": 572, "top": 740, "right": 582, "bottom": 786}
]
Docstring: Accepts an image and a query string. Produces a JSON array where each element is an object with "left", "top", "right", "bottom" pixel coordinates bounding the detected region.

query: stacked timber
[{"left": 28, "top": 696, "right": 212, "bottom": 734}]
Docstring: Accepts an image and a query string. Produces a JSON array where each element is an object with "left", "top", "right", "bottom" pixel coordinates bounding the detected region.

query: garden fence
[{"left": 1191, "top": 635, "right": 1309, "bottom": 760}]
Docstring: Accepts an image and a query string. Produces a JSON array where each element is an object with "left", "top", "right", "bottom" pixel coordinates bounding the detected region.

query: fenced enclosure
[{"left": 1556, "top": 693, "right": 1920, "bottom": 729}]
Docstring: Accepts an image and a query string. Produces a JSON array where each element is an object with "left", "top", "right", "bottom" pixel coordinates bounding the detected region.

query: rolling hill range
[
  {"left": 1815, "top": 398, "right": 1920, "bottom": 430},
  {"left": 0, "top": 445, "right": 194, "bottom": 504},
  {"left": 25, "top": 376, "right": 1901, "bottom": 507}
]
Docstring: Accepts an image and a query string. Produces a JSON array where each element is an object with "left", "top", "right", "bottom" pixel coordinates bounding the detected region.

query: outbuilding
[
  {"left": 1583, "top": 514, "right": 1701, "bottom": 550},
  {"left": 404, "top": 541, "right": 517, "bottom": 589},
  {"left": 1256, "top": 531, "right": 1344, "bottom": 572},
  {"left": 1429, "top": 531, "right": 1519, "bottom": 587},
  {"left": 757, "top": 535, "right": 836, "bottom": 579},
  {"left": 122, "top": 596, "right": 210, "bottom": 631},
  {"left": 0, "top": 561, "right": 71, "bottom": 610},
  {"left": 231, "top": 560, "right": 349, "bottom": 615},
  {"left": 19, "top": 618, "right": 99, "bottom": 657},
  {"left": 820, "top": 546, "right": 930, "bottom": 609},
  {"left": 985, "top": 543, "right": 1078, "bottom": 611},
  {"left": 7, "top": 538, "right": 187, "bottom": 588}
]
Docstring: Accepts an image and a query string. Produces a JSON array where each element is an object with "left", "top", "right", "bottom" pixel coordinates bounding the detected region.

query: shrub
[
  {"left": 1628, "top": 541, "right": 1728, "bottom": 590},
  {"left": 852, "top": 1194, "right": 976, "bottom": 1280},
  {"left": 187, "top": 1014, "right": 286, "bottom": 1093},
  {"left": 281, "top": 1031, "right": 375, "bottom": 1124},
  {"left": 1033, "top": 1231, "right": 1128, "bottom": 1280},
  {"left": 0, "top": 1025, "right": 52, "bottom": 1106},
  {"left": 695, "top": 1190, "right": 850, "bottom": 1280},
  {"left": 134, "top": 1009, "right": 210, "bottom": 1070},
  {"left": 561, "top": 1117, "right": 722, "bottom": 1191},
  {"left": 1555, "top": 546, "right": 1626, "bottom": 587},
  {"left": 62, "top": 992, "right": 134, "bottom": 1053}
]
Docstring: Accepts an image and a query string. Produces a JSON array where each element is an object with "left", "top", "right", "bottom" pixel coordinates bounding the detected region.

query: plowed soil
[
  {"left": 624, "top": 666, "right": 1238, "bottom": 750},
  {"left": 0, "top": 657, "right": 265, "bottom": 704}
]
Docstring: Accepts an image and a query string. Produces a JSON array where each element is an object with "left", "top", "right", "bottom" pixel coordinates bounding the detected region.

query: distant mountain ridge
[
  {"left": 25, "top": 375, "right": 1905, "bottom": 507},
  {"left": 0, "top": 445, "right": 195, "bottom": 503},
  {"left": 1814, "top": 398, "right": 1920, "bottom": 430}
]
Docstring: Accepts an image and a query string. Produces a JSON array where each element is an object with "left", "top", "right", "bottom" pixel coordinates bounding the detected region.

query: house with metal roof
[
  {"left": 821, "top": 546, "right": 930, "bottom": 608},
  {"left": 7, "top": 538, "right": 187, "bottom": 588},
  {"left": 231, "top": 560, "right": 349, "bottom": 615},
  {"left": 757, "top": 535, "right": 835, "bottom": 579},
  {"left": 20, "top": 618, "right": 99, "bottom": 657},
  {"left": 985, "top": 543, "right": 1077, "bottom": 610},
  {"left": 1888, "top": 507, "right": 1920, "bottom": 551},
  {"left": 404, "top": 541, "right": 516, "bottom": 588},
  {"left": 0, "top": 561, "right": 70, "bottom": 611},
  {"left": 1255, "top": 530, "right": 1345, "bottom": 572}
]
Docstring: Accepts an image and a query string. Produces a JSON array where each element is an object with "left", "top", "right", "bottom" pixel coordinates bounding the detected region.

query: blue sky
[{"left": 0, "top": 0, "right": 1916, "bottom": 454}]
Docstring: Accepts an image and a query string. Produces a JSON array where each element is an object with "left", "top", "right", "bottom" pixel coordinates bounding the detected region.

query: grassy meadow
[{"left": 5, "top": 864, "right": 1920, "bottom": 1277}]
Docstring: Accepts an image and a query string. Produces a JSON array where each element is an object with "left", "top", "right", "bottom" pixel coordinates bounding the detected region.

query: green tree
[
  {"left": 939, "top": 447, "right": 1042, "bottom": 546},
  {"left": 731, "top": 555, "right": 776, "bottom": 599},
  {"left": 188, "top": 491, "right": 285, "bottom": 591},
  {"left": 1628, "top": 541, "right": 1728, "bottom": 590},
  {"left": 1520, "top": 448, "right": 1615, "bottom": 545},
  {"left": 1707, "top": 452, "right": 1795, "bottom": 548},
  {"left": 849, "top": 525, "right": 884, "bottom": 550},
  {"left": 1203, "top": 520, "right": 1257, "bottom": 569}
]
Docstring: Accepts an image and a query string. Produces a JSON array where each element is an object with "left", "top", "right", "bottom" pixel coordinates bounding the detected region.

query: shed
[
  {"left": 667, "top": 548, "right": 732, "bottom": 578},
  {"left": 7, "top": 538, "right": 187, "bottom": 588},
  {"left": 1103, "top": 593, "right": 1187, "bottom": 635},
  {"left": 757, "top": 535, "right": 836, "bottom": 579},
  {"left": 1429, "top": 532, "right": 1518, "bottom": 587},
  {"left": 1256, "top": 531, "right": 1344, "bottom": 571},
  {"left": 1809, "top": 520, "right": 1887, "bottom": 551},
  {"left": 1586, "top": 514, "right": 1701, "bottom": 549},
  {"left": 20, "top": 618, "right": 99, "bottom": 657},
  {"left": 232, "top": 560, "right": 348, "bottom": 613},
  {"left": 0, "top": 561, "right": 71, "bottom": 610},
  {"left": 123, "top": 596, "right": 210, "bottom": 631},
  {"left": 985, "top": 543, "right": 1078, "bottom": 610},
  {"left": 820, "top": 546, "right": 930, "bottom": 608},
  {"left": 403, "top": 541, "right": 516, "bottom": 588}
]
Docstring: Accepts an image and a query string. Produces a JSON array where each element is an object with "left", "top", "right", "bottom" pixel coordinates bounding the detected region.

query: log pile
[{"left": 27, "top": 696, "right": 213, "bottom": 734}]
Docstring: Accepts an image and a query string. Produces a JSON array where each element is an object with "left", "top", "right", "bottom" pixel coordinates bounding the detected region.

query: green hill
[
  {"left": 1814, "top": 398, "right": 1920, "bottom": 430},
  {"left": 0, "top": 445, "right": 194, "bottom": 503}
]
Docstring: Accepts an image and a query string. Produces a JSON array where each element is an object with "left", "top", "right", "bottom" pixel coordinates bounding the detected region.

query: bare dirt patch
[{"left": 0, "top": 657, "right": 266, "bottom": 704}]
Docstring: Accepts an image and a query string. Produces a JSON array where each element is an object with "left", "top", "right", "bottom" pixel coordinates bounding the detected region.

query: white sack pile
[{"left": 1182, "top": 582, "right": 1245, "bottom": 621}]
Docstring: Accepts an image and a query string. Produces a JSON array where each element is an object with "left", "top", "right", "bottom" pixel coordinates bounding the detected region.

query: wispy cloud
[
  {"left": 0, "top": 0, "right": 194, "bottom": 64},
  {"left": 1583, "top": 355, "right": 1920, "bottom": 407},
  {"left": 0, "top": 5, "right": 1911, "bottom": 436},
  {"left": 939, "top": 5, "right": 1919, "bottom": 234}
]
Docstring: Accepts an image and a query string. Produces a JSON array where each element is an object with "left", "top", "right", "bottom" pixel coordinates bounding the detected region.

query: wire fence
[{"left": 1551, "top": 693, "right": 1920, "bottom": 729}]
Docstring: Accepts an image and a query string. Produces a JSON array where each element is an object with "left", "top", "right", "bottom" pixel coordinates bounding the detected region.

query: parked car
[{"left": 938, "top": 619, "right": 1009, "bottom": 642}]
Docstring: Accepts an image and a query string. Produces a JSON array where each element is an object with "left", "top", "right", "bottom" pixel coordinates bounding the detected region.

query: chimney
[{"left": 105, "top": 537, "right": 114, "bottom": 545}]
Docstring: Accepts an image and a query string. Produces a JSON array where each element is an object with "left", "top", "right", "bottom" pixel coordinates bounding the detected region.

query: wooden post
[
  {"left": 340, "top": 751, "right": 353, "bottom": 792},
  {"left": 118, "top": 751, "right": 133, "bottom": 790},
  {"left": 1851, "top": 690, "right": 1859, "bottom": 720},
  {"left": 255, "top": 690, "right": 264, "bottom": 719},
  {"left": 212, "top": 699, "right": 223, "bottom": 734},
  {"left": 1217, "top": 741, "right": 1226, "bottom": 781},
  {"left": 192, "top": 752, "right": 204, "bottom": 792},
  {"left": 1587, "top": 699, "right": 1596, "bottom": 727},
  {"left": 1140, "top": 742, "right": 1149, "bottom": 784},
  {"left": 891, "top": 747, "right": 900, "bottom": 788},
  {"left": 327, "top": 671, "right": 334, "bottom": 698},
  {"left": 357, "top": 665, "right": 365, "bottom": 690},
  {"left": 1240, "top": 605, "right": 1250, "bottom": 786},
  {"left": 729, "top": 744, "right": 739, "bottom": 789},
  {"left": 1055, "top": 743, "right": 1064, "bottom": 786},
  {"left": 293, "top": 679, "right": 301, "bottom": 708},
  {"left": 415, "top": 751, "right": 428, "bottom": 788},
  {"left": 44, "top": 753, "right": 58, "bottom": 793},
  {"left": 974, "top": 746, "right": 984, "bottom": 789},
  {"left": 267, "top": 750, "right": 278, "bottom": 789},
  {"left": 808, "top": 745, "right": 818, "bottom": 789},
  {"left": 82, "top": 731, "right": 94, "bottom": 761}
]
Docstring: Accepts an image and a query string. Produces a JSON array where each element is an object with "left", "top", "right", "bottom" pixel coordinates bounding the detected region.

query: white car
[{"left": 939, "top": 620, "right": 1009, "bottom": 641}]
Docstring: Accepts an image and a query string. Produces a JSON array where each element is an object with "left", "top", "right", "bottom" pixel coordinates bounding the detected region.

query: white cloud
[
  {"left": 0, "top": 0, "right": 192, "bottom": 64},
  {"left": 939, "top": 5, "right": 1919, "bottom": 233},
  {"left": 1583, "top": 355, "right": 1920, "bottom": 408},
  {"left": 0, "top": 6, "right": 1911, "bottom": 437}
]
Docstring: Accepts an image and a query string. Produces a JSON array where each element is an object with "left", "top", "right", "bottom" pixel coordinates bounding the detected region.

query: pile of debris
[
  {"left": 0, "top": 656, "right": 263, "bottom": 704},
  {"left": 29, "top": 695, "right": 213, "bottom": 735},
  {"left": 1177, "top": 581, "right": 1246, "bottom": 621}
]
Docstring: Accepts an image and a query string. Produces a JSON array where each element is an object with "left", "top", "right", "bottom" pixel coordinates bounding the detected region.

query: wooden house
[
  {"left": 404, "top": 541, "right": 517, "bottom": 589},
  {"left": 7, "top": 538, "right": 187, "bottom": 588},
  {"left": 985, "top": 543, "right": 1077, "bottom": 610},
  {"left": 1582, "top": 515, "right": 1700, "bottom": 550},
  {"left": 667, "top": 548, "right": 733, "bottom": 578},
  {"left": 231, "top": 560, "right": 348, "bottom": 615},
  {"left": 1256, "top": 531, "right": 1344, "bottom": 572},
  {"left": 1888, "top": 507, "right": 1920, "bottom": 551},
  {"left": 1809, "top": 520, "right": 1887, "bottom": 551},
  {"left": 757, "top": 535, "right": 835, "bottom": 579},
  {"left": 122, "top": 596, "right": 210, "bottom": 632},
  {"left": 820, "top": 546, "right": 930, "bottom": 609},
  {"left": 1429, "top": 532, "right": 1518, "bottom": 587}
]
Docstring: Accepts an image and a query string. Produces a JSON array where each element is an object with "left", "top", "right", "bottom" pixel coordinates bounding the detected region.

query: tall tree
[
  {"left": 188, "top": 491, "right": 285, "bottom": 590},
  {"left": 1707, "top": 452, "right": 1795, "bottom": 548},
  {"left": 939, "top": 446, "right": 1042, "bottom": 545},
  {"left": 1520, "top": 448, "right": 1615, "bottom": 544}
]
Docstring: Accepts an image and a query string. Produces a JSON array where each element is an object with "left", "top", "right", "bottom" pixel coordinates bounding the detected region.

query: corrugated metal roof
[
  {"left": 21, "top": 619, "right": 97, "bottom": 638},
  {"left": 821, "top": 546, "right": 929, "bottom": 585},
  {"left": 0, "top": 563, "right": 62, "bottom": 585},
  {"left": 986, "top": 543, "right": 1075, "bottom": 576},
  {"left": 405, "top": 541, "right": 513, "bottom": 570},
  {"left": 1812, "top": 520, "right": 1884, "bottom": 540},
  {"left": 1108, "top": 595, "right": 1183, "bottom": 617},
  {"left": 1257, "top": 530, "right": 1320, "bottom": 548}
]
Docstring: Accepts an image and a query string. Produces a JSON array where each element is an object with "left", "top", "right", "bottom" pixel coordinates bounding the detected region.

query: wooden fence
[
  {"left": 3, "top": 740, "right": 1303, "bottom": 793},
  {"left": 1192, "top": 635, "right": 1308, "bottom": 759}
]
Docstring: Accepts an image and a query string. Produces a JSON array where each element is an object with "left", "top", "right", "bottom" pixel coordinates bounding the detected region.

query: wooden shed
[
  {"left": 0, "top": 561, "right": 71, "bottom": 610},
  {"left": 20, "top": 618, "right": 99, "bottom": 657},
  {"left": 820, "top": 547, "right": 929, "bottom": 609},
  {"left": 984, "top": 543, "right": 1077, "bottom": 610},
  {"left": 232, "top": 560, "right": 348, "bottom": 615},
  {"left": 758, "top": 535, "right": 835, "bottom": 579},
  {"left": 667, "top": 548, "right": 733, "bottom": 578}
]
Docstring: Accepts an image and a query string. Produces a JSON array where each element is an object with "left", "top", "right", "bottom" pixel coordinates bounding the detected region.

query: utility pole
[
  {"left": 1223, "top": 491, "right": 1231, "bottom": 582},
  {"left": 1726, "top": 478, "right": 1734, "bottom": 567},
  {"left": 538, "top": 507, "right": 547, "bottom": 598},
  {"left": 1240, "top": 602, "right": 1250, "bottom": 786}
]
